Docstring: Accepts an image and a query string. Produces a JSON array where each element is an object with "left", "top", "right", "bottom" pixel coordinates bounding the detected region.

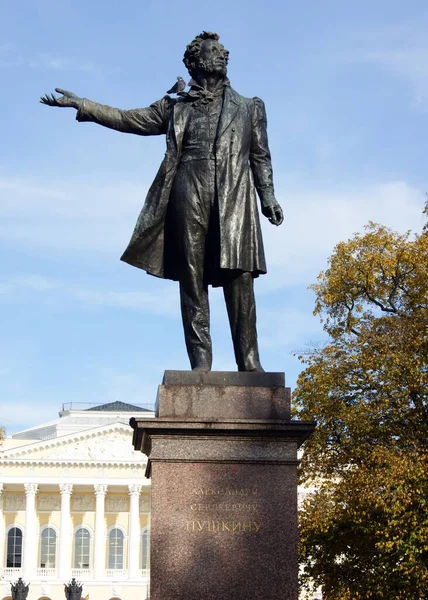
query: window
[
  {"left": 74, "top": 528, "right": 91, "bottom": 569},
  {"left": 108, "top": 529, "right": 124, "bottom": 569},
  {"left": 40, "top": 527, "right": 57, "bottom": 568},
  {"left": 141, "top": 528, "right": 150, "bottom": 570},
  {"left": 7, "top": 527, "right": 23, "bottom": 567}
]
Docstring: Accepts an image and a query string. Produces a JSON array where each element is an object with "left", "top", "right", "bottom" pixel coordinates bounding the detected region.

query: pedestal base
[{"left": 131, "top": 371, "right": 315, "bottom": 600}]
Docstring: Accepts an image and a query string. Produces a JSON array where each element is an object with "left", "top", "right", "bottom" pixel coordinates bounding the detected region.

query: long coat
[{"left": 76, "top": 86, "right": 277, "bottom": 285}]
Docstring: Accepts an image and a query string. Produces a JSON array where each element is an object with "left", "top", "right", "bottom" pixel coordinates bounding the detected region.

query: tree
[{"left": 294, "top": 215, "right": 428, "bottom": 600}]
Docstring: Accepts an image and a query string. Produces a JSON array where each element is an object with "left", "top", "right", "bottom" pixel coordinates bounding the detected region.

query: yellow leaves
[
  {"left": 296, "top": 210, "right": 428, "bottom": 599},
  {"left": 310, "top": 220, "right": 428, "bottom": 340}
]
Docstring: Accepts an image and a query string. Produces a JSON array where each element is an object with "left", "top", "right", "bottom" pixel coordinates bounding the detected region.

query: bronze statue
[
  {"left": 11, "top": 578, "right": 29, "bottom": 600},
  {"left": 41, "top": 31, "right": 283, "bottom": 372},
  {"left": 64, "top": 578, "right": 83, "bottom": 600}
]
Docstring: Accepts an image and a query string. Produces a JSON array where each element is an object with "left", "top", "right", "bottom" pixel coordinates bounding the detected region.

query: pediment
[{"left": 2, "top": 423, "right": 145, "bottom": 463}]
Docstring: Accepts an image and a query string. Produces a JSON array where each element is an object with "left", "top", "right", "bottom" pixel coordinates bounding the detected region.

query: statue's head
[{"left": 183, "top": 31, "right": 229, "bottom": 78}]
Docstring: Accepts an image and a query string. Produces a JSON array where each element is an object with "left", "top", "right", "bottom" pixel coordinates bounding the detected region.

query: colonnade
[{"left": 0, "top": 483, "right": 148, "bottom": 582}]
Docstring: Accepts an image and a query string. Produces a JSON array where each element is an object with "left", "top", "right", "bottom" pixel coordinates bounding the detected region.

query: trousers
[{"left": 170, "top": 158, "right": 263, "bottom": 371}]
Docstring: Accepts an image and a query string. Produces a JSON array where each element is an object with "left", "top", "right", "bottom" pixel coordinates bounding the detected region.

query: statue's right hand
[{"left": 40, "top": 88, "right": 82, "bottom": 109}]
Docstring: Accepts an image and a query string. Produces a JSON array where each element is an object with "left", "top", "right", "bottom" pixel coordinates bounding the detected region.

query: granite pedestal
[{"left": 131, "top": 371, "right": 315, "bottom": 600}]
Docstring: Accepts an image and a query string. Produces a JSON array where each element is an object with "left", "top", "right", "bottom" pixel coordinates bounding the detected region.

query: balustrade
[
  {"left": 105, "top": 568, "right": 126, "bottom": 579},
  {"left": 36, "top": 567, "right": 57, "bottom": 578},
  {"left": 71, "top": 568, "right": 92, "bottom": 580},
  {"left": 2, "top": 567, "right": 22, "bottom": 579}
]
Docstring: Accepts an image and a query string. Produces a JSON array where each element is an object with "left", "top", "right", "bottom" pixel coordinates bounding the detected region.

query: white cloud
[
  {"left": 258, "top": 307, "right": 324, "bottom": 351},
  {"left": 29, "top": 54, "right": 95, "bottom": 72},
  {"left": 12, "top": 274, "right": 62, "bottom": 291},
  {"left": 348, "top": 24, "right": 428, "bottom": 108},
  {"left": 74, "top": 288, "right": 179, "bottom": 317},
  {"left": 260, "top": 179, "right": 424, "bottom": 291},
  {"left": 1, "top": 400, "right": 59, "bottom": 435},
  {"left": 364, "top": 48, "right": 428, "bottom": 108},
  {"left": 0, "top": 272, "right": 180, "bottom": 317},
  {"left": 0, "top": 44, "right": 95, "bottom": 72},
  {"left": 0, "top": 175, "right": 147, "bottom": 252},
  {"left": 1, "top": 175, "right": 424, "bottom": 292},
  {"left": 96, "top": 367, "right": 156, "bottom": 409}
]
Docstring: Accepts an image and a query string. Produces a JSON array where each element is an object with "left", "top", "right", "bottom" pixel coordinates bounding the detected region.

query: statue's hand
[
  {"left": 262, "top": 203, "right": 284, "bottom": 226},
  {"left": 40, "top": 87, "right": 82, "bottom": 109}
]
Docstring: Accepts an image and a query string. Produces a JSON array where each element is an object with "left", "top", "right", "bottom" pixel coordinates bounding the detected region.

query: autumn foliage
[{"left": 294, "top": 216, "right": 428, "bottom": 599}]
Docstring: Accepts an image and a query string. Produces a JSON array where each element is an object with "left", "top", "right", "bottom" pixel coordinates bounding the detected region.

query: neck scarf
[{"left": 182, "top": 77, "right": 230, "bottom": 104}]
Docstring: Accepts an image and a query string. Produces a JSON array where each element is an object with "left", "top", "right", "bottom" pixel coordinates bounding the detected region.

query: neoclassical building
[
  {"left": 0, "top": 402, "right": 153, "bottom": 600},
  {"left": 1, "top": 400, "right": 322, "bottom": 600}
]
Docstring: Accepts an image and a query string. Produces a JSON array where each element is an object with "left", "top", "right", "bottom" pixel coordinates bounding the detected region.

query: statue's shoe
[{"left": 192, "top": 363, "right": 211, "bottom": 372}]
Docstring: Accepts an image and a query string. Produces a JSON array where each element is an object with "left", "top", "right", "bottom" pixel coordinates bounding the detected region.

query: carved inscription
[
  {"left": 185, "top": 487, "right": 261, "bottom": 533},
  {"left": 186, "top": 520, "right": 261, "bottom": 533}
]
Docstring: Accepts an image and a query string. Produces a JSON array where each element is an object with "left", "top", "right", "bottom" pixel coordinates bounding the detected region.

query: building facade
[
  {"left": 1, "top": 401, "right": 322, "bottom": 600},
  {"left": 0, "top": 402, "right": 153, "bottom": 600}
]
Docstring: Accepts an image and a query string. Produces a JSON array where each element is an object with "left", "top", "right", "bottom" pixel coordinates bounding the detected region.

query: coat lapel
[
  {"left": 172, "top": 100, "right": 191, "bottom": 152},
  {"left": 217, "top": 87, "right": 240, "bottom": 139}
]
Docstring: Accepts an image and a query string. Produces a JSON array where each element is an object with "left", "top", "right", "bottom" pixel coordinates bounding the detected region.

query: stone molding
[
  {"left": 128, "top": 484, "right": 142, "bottom": 497},
  {"left": 24, "top": 483, "right": 38, "bottom": 495},
  {"left": 59, "top": 483, "right": 73, "bottom": 496},
  {"left": 94, "top": 484, "right": 108, "bottom": 497},
  {"left": 1, "top": 423, "right": 147, "bottom": 467}
]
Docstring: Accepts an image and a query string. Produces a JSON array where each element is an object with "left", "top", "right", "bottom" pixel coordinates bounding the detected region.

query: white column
[
  {"left": 23, "top": 483, "right": 38, "bottom": 581},
  {"left": 0, "top": 484, "right": 4, "bottom": 572},
  {"left": 127, "top": 484, "right": 142, "bottom": 579},
  {"left": 93, "top": 484, "right": 107, "bottom": 580},
  {"left": 59, "top": 484, "right": 73, "bottom": 581}
]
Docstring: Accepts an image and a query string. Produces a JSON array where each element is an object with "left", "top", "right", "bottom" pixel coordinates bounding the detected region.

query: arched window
[
  {"left": 141, "top": 528, "right": 150, "bottom": 570},
  {"left": 108, "top": 528, "right": 124, "bottom": 569},
  {"left": 74, "top": 527, "right": 91, "bottom": 569},
  {"left": 40, "top": 527, "right": 57, "bottom": 568},
  {"left": 7, "top": 527, "right": 23, "bottom": 567}
]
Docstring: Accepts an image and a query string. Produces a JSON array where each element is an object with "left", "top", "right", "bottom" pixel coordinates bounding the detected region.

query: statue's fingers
[{"left": 55, "top": 87, "right": 74, "bottom": 97}]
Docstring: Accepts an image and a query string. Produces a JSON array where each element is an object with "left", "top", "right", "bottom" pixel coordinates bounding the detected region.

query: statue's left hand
[
  {"left": 40, "top": 88, "right": 82, "bottom": 109},
  {"left": 262, "top": 204, "right": 283, "bottom": 226}
]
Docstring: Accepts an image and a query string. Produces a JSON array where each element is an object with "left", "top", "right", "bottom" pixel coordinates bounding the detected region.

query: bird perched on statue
[{"left": 167, "top": 76, "right": 187, "bottom": 94}]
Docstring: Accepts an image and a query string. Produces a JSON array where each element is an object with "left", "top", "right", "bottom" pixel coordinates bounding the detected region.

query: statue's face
[{"left": 197, "top": 39, "right": 227, "bottom": 76}]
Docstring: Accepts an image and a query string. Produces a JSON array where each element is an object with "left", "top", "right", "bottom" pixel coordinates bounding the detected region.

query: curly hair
[{"left": 183, "top": 31, "right": 229, "bottom": 75}]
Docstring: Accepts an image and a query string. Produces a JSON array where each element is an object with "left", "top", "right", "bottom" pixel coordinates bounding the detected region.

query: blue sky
[{"left": 1, "top": 0, "right": 427, "bottom": 434}]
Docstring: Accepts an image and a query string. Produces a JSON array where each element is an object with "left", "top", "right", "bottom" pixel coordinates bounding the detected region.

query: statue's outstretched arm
[{"left": 41, "top": 88, "right": 170, "bottom": 136}]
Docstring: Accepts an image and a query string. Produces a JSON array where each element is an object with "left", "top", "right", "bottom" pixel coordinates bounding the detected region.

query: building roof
[
  {"left": 86, "top": 401, "right": 151, "bottom": 412},
  {"left": 9, "top": 401, "right": 155, "bottom": 441}
]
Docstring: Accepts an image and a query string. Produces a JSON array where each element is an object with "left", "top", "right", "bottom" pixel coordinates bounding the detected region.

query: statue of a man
[{"left": 41, "top": 31, "right": 283, "bottom": 372}]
